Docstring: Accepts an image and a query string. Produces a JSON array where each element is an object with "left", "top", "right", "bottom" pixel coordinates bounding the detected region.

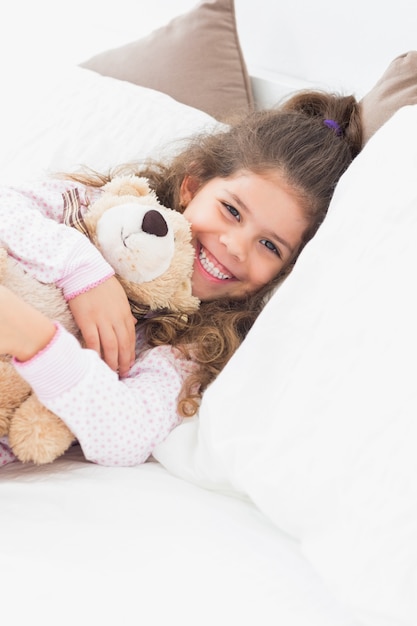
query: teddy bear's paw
[
  {"left": 0, "top": 408, "right": 18, "bottom": 437},
  {"left": 8, "top": 396, "right": 75, "bottom": 465},
  {"left": 0, "top": 361, "right": 32, "bottom": 437}
]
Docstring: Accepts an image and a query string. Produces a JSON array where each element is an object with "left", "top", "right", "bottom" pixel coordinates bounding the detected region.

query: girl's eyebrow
[{"left": 227, "top": 191, "right": 296, "bottom": 255}]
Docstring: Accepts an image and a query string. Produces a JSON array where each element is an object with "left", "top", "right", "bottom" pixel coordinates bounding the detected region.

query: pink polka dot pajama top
[{"left": 0, "top": 180, "right": 196, "bottom": 468}]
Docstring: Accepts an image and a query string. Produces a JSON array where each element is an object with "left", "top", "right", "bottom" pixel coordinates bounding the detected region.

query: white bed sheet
[{"left": 0, "top": 446, "right": 360, "bottom": 626}]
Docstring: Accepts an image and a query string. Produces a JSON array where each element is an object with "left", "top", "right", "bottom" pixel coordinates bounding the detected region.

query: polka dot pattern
[
  {"left": 15, "top": 327, "right": 196, "bottom": 467},
  {"left": 0, "top": 437, "right": 16, "bottom": 466},
  {"left": 0, "top": 180, "right": 113, "bottom": 299}
]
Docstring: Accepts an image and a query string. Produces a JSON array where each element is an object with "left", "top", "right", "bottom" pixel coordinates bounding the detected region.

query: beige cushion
[
  {"left": 360, "top": 50, "right": 417, "bottom": 144},
  {"left": 80, "top": 0, "right": 254, "bottom": 122}
]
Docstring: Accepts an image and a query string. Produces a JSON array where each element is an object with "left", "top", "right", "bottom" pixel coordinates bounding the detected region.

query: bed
[{"left": 1, "top": 1, "right": 417, "bottom": 624}]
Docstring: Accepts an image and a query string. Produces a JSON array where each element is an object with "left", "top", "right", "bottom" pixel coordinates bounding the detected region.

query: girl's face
[{"left": 181, "top": 170, "right": 309, "bottom": 301}]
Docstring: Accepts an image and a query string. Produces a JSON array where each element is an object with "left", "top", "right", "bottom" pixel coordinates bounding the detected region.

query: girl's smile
[
  {"left": 197, "top": 244, "right": 234, "bottom": 280},
  {"left": 181, "top": 170, "right": 309, "bottom": 301}
]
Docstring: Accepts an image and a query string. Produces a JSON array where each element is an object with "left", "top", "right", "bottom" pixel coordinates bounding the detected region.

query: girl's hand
[
  {"left": 68, "top": 276, "right": 137, "bottom": 377},
  {"left": 0, "top": 286, "right": 56, "bottom": 361}
]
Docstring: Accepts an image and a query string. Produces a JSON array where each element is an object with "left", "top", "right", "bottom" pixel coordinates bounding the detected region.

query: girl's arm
[
  {"left": 0, "top": 181, "right": 113, "bottom": 293},
  {"left": 0, "top": 286, "right": 56, "bottom": 360},
  {"left": 0, "top": 181, "right": 136, "bottom": 375},
  {"left": 2, "top": 287, "right": 189, "bottom": 466}
]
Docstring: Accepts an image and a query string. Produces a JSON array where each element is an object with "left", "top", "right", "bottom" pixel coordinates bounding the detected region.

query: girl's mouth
[{"left": 198, "top": 245, "right": 233, "bottom": 280}]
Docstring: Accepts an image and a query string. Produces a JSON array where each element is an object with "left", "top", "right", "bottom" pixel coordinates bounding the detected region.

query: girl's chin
[{"left": 191, "top": 273, "right": 240, "bottom": 301}]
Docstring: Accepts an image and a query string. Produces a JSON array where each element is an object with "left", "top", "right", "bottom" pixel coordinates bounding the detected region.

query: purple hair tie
[{"left": 323, "top": 119, "right": 343, "bottom": 137}]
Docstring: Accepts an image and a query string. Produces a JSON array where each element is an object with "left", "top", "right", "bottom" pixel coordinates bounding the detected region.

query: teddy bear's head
[{"left": 83, "top": 176, "right": 200, "bottom": 315}]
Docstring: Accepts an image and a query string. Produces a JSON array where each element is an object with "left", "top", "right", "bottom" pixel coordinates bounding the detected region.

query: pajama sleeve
[
  {"left": 0, "top": 437, "right": 17, "bottom": 466},
  {"left": 13, "top": 324, "right": 191, "bottom": 466},
  {"left": 0, "top": 180, "right": 114, "bottom": 299}
]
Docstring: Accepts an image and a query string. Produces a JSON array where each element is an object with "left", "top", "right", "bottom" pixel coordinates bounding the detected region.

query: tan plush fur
[
  {"left": 0, "top": 176, "right": 199, "bottom": 464},
  {"left": 0, "top": 250, "right": 80, "bottom": 462}
]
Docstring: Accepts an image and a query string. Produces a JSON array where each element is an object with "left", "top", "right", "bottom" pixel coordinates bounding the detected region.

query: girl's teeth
[{"left": 200, "top": 248, "right": 231, "bottom": 280}]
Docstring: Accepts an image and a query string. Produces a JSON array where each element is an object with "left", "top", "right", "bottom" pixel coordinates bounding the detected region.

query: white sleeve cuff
[
  {"left": 56, "top": 236, "right": 115, "bottom": 300},
  {"left": 13, "top": 323, "right": 91, "bottom": 400}
]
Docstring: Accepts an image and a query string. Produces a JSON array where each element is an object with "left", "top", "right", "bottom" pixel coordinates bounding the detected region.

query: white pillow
[
  {"left": 0, "top": 66, "right": 220, "bottom": 184},
  {"left": 154, "top": 105, "right": 417, "bottom": 626}
]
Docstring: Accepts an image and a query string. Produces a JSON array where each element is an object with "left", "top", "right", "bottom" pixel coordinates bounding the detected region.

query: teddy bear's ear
[{"left": 103, "top": 175, "right": 156, "bottom": 199}]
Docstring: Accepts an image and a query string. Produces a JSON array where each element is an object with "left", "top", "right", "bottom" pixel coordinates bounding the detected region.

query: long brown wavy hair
[{"left": 64, "top": 90, "right": 362, "bottom": 416}]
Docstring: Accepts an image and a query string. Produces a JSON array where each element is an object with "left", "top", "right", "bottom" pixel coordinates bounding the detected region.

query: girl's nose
[{"left": 219, "top": 231, "right": 247, "bottom": 261}]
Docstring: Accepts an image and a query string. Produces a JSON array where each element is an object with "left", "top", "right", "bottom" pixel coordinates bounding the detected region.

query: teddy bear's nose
[{"left": 141, "top": 210, "right": 168, "bottom": 237}]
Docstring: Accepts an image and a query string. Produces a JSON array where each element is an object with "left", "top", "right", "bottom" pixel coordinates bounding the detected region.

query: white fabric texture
[
  {"left": 154, "top": 105, "right": 417, "bottom": 625},
  {"left": 0, "top": 66, "right": 221, "bottom": 185},
  {"left": 0, "top": 446, "right": 361, "bottom": 626}
]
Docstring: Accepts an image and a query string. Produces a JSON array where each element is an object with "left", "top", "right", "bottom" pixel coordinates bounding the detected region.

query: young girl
[{"left": 0, "top": 91, "right": 362, "bottom": 467}]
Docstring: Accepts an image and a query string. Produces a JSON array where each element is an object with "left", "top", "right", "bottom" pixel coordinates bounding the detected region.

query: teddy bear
[{"left": 0, "top": 175, "right": 199, "bottom": 465}]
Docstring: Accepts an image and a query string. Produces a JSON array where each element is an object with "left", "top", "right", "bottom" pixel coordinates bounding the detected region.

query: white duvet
[{"left": 0, "top": 446, "right": 361, "bottom": 626}]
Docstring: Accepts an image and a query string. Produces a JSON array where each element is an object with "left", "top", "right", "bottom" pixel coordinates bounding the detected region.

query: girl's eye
[
  {"left": 260, "top": 238, "right": 281, "bottom": 258},
  {"left": 223, "top": 203, "right": 240, "bottom": 221}
]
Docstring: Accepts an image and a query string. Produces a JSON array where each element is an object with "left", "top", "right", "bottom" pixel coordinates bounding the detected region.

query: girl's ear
[{"left": 179, "top": 175, "right": 201, "bottom": 207}]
